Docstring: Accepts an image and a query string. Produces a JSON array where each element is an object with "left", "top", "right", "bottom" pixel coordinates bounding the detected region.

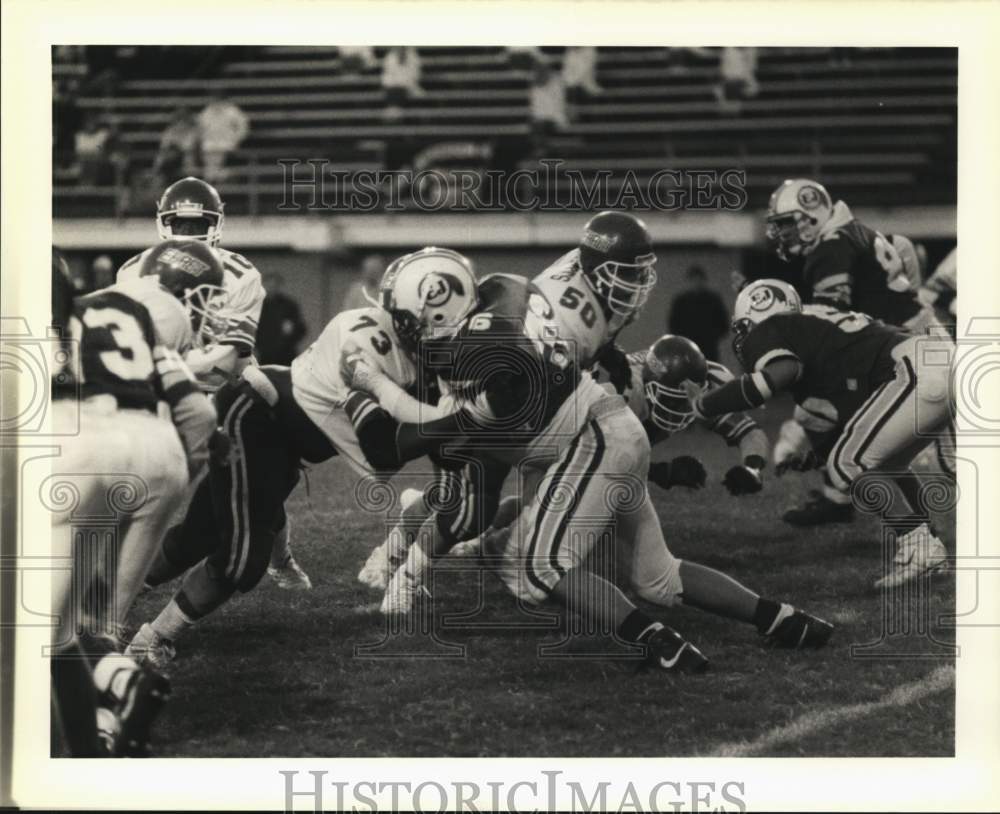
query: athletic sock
[
  {"left": 150, "top": 598, "right": 197, "bottom": 642},
  {"left": 752, "top": 598, "right": 784, "bottom": 634},
  {"left": 618, "top": 608, "right": 663, "bottom": 643},
  {"left": 269, "top": 518, "right": 292, "bottom": 569}
]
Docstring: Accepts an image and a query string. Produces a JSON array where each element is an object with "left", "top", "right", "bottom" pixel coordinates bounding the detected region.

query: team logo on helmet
[
  {"left": 418, "top": 272, "right": 465, "bottom": 307},
  {"left": 797, "top": 185, "right": 824, "bottom": 210},
  {"left": 581, "top": 229, "right": 619, "bottom": 254},
  {"left": 159, "top": 246, "right": 211, "bottom": 277},
  {"left": 749, "top": 285, "right": 779, "bottom": 312},
  {"left": 644, "top": 348, "right": 668, "bottom": 378}
]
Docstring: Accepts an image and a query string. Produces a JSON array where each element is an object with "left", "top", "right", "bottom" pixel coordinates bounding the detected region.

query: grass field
[{"left": 131, "top": 407, "right": 956, "bottom": 758}]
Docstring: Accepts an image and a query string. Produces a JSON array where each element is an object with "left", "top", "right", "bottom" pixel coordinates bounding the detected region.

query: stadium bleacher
[{"left": 53, "top": 46, "right": 957, "bottom": 217}]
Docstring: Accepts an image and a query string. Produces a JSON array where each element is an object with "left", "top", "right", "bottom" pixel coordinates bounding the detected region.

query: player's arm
[
  {"left": 690, "top": 356, "right": 801, "bottom": 419},
  {"left": 804, "top": 237, "right": 855, "bottom": 309},
  {"left": 152, "top": 346, "right": 218, "bottom": 477}
]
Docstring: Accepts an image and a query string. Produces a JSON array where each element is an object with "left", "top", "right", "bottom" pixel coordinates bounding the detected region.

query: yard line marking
[{"left": 710, "top": 664, "right": 955, "bottom": 757}]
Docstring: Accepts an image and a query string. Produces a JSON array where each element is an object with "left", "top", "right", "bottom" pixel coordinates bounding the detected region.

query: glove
[
  {"left": 341, "top": 349, "right": 381, "bottom": 394},
  {"left": 208, "top": 428, "right": 231, "bottom": 468},
  {"left": 648, "top": 456, "right": 706, "bottom": 490},
  {"left": 594, "top": 342, "right": 632, "bottom": 394},
  {"left": 723, "top": 464, "right": 763, "bottom": 495}
]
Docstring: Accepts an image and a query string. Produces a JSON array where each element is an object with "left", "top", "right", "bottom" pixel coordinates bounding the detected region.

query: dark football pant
[
  {"left": 164, "top": 367, "right": 335, "bottom": 593},
  {"left": 430, "top": 449, "right": 511, "bottom": 546}
]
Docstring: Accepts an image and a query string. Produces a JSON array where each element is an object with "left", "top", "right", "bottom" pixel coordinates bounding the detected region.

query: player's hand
[
  {"left": 594, "top": 342, "right": 632, "bottom": 394},
  {"left": 722, "top": 464, "right": 763, "bottom": 495},
  {"left": 341, "top": 350, "right": 380, "bottom": 393}
]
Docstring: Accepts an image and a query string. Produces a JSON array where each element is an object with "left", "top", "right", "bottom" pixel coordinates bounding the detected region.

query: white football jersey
[
  {"left": 530, "top": 249, "right": 613, "bottom": 370},
  {"left": 118, "top": 245, "right": 265, "bottom": 356},
  {"left": 291, "top": 306, "right": 417, "bottom": 415}
]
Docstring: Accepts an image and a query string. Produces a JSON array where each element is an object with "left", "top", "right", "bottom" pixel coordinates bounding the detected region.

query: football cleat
[
  {"left": 641, "top": 625, "right": 710, "bottom": 674},
  {"left": 359, "top": 488, "right": 423, "bottom": 589},
  {"left": 125, "top": 623, "right": 177, "bottom": 669},
  {"left": 782, "top": 489, "right": 854, "bottom": 526},
  {"left": 447, "top": 538, "right": 483, "bottom": 558},
  {"left": 111, "top": 663, "right": 172, "bottom": 757},
  {"left": 268, "top": 554, "right": 313, "bottom": 591},
  {"left": 379, "top": 569, "right": 431, "bottom": 616},
  {"left": 875, "top": 524, "right": 948, "bottom": 589},
  {"left": 762, "top": 604, "right": 834, "bottom": 649}
]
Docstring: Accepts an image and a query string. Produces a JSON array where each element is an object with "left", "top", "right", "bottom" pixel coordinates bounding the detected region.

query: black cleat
[
  {"left": 763, "top": 605, "right": 834, "bottom": 649},
  {"left": 783, "top": 489, "right": 854, "bottom": 527},
  {"left": 642, "top": 625, "right": 710, "bottom": 674},
  {"left": 112, "top": 663, "right": 172, "bottom": 757}
]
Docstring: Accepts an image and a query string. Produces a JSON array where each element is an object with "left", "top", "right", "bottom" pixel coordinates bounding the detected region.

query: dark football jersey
[
  {"left": 739, "top": 305, "right": 909, "bottom": 424},
  {"left": 428, "top": 273, "right": 580, "bottom": 433},
  {"left": 69, "top": 288, "right": 161, "bottom": 411},
  {"left": 804, "top": 219, "right": 923, "bottom": 327}
]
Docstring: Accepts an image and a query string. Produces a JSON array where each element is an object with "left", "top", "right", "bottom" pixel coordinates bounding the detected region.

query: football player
[
  {"left": 349, "top": 247, "right": 833, "bottom": 672},
  {"left": 764, "top": 178, "right": 954, "bottom": 523},
  {"left": 117, "top": 176, "right": 309, "bottom": 590},
  {"left": 357, "top": 212, "right": 660, "bottom": 596},
  {"left": 51, "top": 240, "right": 222, "bottom": 754},
  {"left": 687, "top": 279, "right": 954, "bottom": 588},
  {"left": 125, "top": 247, "right": 479, "bottom": 666}
]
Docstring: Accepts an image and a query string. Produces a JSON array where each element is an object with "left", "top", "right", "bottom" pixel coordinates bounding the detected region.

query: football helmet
[
  {"left": 578, "top": 211, "right": 657, "bottom": 324},
  {"left": 642, "top": 334, "right": 708, "bottom": 433},
  {"left": 731, "top": 278, "right": 802, "bottom": 362},
  {"left": 139, "top": 239, "right": 228, "bottom": 349},
  {"left": 156, "top": 177, "right": 225, "bottom": 247},
  {"left": 765, "top": 179, "right": 833, "bottom": 260},
  {"left": 378, "top": 247, "right": 478, "bottom": 351}
]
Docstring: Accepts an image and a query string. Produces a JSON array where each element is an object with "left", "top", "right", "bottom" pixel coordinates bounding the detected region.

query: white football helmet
[
  {"left": 378, "top": 247, "right": 478, "bottom": 351},
  {"left": 765, "top": 178, "right": 833, "bottom": 260},
  {"left": 731, "top": 278, "right": 802, "bottom": 361}
]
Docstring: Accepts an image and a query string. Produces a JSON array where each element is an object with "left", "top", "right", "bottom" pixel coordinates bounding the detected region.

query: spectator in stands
[
  {"left": 667, "top": 265, "right": 730, "bottom": 363},
  {"left": 197, "top": 92, "right": 250, "bottom": 184},
  {"left": 562, "top": 47, "right": 602, "bottom": 102},
  {"left": 382, "top": 47, "right": 425, "bottom": 120},
  {"left": 74, "top": 115, "right": 113, "bottom": 185},
  {"left": 90, "top": 255, "right": 115, "bottom": 291},
  {"left": 257, "top": 273, "right": 308, "bottom": 365},
  {"left": 155, "top": 107, "right": 201, "bottom": 179},
  {"left": 713, "top": 47, "right": 759, "bottom": 114},
  {"left": 530, "top": 59, "right": 569, "bottom": 137},
  {"left": 340, "top": 46, "right": 377, "bottom": 72},
  {"left": 342, "top": 254, "right": 386, "bottom": 311}
]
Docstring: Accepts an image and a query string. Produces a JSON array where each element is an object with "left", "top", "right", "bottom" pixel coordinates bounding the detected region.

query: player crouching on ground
[{"left": 685, "top": 279, "right": 954, "bottom": 589}]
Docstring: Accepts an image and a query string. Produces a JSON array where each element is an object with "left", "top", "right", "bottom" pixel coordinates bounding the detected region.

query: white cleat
[
  {"left": 359, "top": 488, "right": 424, "bottom": 590},
  {"left": 448, "top": 537, "right": 483, "bottom": 558},
  {"left": 875, "top": 524, "right": 948, "bottom": 589},
  {"left": 358, "top": 540, "right": 391, "bottom": 590},
  {"left": 379, "top": 570, "right": 428, "bottom": 616},
  {"left": 125, "top": 623, "right": 177, "bottom": 669},
  {"left": 268, "top": 554, "right": 313, "bottom": 590}
]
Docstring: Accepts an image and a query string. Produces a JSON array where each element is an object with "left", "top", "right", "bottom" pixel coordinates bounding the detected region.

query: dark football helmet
[
  {"left": 642, "top": 334, "right": 707, "bottom": 433},
  {"left": 156, "top": 177, "right": 225, "bottom": 247},
  {"left": 139, "top": 239, "right": 227, "bottom": 348},
  {"left": 577, "top": 211, "right": 657, "bottom": 325}
]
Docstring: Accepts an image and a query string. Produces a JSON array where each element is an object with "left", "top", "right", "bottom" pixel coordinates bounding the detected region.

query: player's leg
[
  {"left": 622, "top": 492, "right": 833, "bottom": 648},
  {"left": 267, "top": 508, "right": 312, "bottom": 590},
  {"left": 827, "top": 339, "right": 953, "bottom": 586},
  {"left": 129, "top": 392, "right": 297, "bottom": 663},
  {"left": 380, "top": 456, "right": 508, "bottom": 612}
]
